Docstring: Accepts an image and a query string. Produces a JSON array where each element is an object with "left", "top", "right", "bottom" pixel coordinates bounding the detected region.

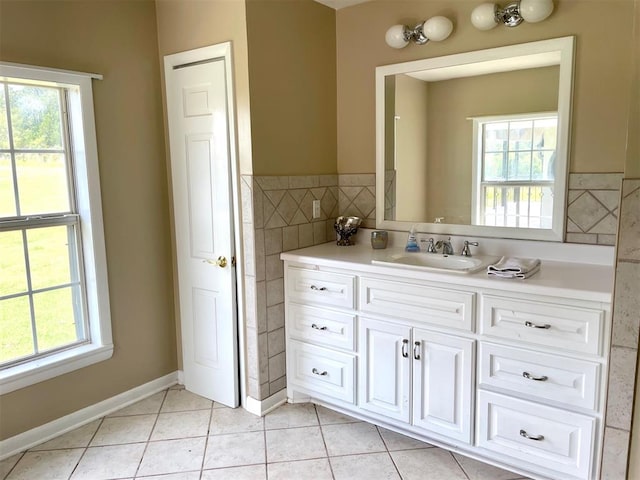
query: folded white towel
[{"left": 487, "top": 256, "right": 541, "bottom": 279}]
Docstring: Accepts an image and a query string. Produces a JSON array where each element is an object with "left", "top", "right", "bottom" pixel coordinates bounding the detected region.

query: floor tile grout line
[
  {"left": 196, "top": 402, "right": 215, "bottom": 479},
  {"left": 2, "top": 451, "right": 26, "bottom": 480},
  {"left": 133, "top": 388, "right": 168, "bottom": 478},
  {"left": 376, "top": 425, "right": 403, "bottom": 480},
  {"left": 263, "top": 416, "right": 269, "bottom": 480},
  {"left": 64, "top": 413, "right": 106, "bottom": 480},
  {"left": 450, "top": 450, "right": 472, "bottom": 480},
  {"left": 314, "top": 404, "right": 336, "bottom": 479}
]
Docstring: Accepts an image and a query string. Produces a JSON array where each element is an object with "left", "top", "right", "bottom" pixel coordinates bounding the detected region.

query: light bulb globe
[
  {"left": 519, "top": 0, "right": 554, "bottom": 23},
  {"left": 385, "top": 24, "right": 409, "bottom": 49},
  {"left": 471, "top": 3, "right": 499, "bottom": 30},
  {"left": 423, "top": 16, "right": 453, "bottom": 42}
]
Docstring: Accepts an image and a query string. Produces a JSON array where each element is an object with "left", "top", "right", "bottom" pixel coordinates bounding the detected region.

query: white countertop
[{"left": 281, "top": 242, "right": 614, "bottom": 304}]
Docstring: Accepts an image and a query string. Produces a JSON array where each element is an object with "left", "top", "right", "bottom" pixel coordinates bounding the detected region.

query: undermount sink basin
[{"left": 371, "top": 252, "right": 499, "bottom": 274}]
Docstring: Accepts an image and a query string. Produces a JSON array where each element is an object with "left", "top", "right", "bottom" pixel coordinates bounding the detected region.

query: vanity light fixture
[
  {"left": 471, "top": 0, "right": 554, "bottom": 30},
  {"left": 385, "top": 16, "right": 453, "bottom": 49}
]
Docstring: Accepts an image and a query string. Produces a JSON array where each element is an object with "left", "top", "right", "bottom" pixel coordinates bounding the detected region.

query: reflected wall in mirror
[{"left": 376, "top": 36, "right": 575, "bottom": 241}]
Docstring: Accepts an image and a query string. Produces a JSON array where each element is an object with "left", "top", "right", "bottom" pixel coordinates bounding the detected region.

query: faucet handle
[
  {"left": 461, "top": 240, "right": 479, "bottom": 257},
  {"left": 420, "top": 237, "right": 437, "bottom": 253}
]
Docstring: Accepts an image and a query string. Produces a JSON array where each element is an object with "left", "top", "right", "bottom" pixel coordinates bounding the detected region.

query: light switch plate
[{"left": 312, "top": 200, "right": 321, "bottom": 219}]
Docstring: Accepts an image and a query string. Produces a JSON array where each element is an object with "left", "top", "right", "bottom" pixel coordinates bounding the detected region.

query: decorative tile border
[
  {"left": 337, "top": 174, "right": 376, "bottom": 228},
  {"left": 566, "top": 173, "right": 623, "bottom": 245}
]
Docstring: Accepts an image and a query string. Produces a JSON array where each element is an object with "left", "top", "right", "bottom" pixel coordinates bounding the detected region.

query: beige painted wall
[
  {"left": 245, "top": 0, "right": 337, "bottom": 176},
  {"left": 155, "top": 0, "right": 252, "bottom": 176},
  {"left": 394, "top": 74, "right": 429, "bottom": 221},
  {"left": 0, "top": 0, "right": 176, "bottom": 440},
  {"left": 336, "top": 0, "right": 634, "bottom": 175},
  {"left": 625, "top": 0, "right": 640, "bottom": 178}
]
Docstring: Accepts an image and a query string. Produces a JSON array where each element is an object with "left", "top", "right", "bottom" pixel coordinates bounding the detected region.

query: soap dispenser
[{"left": 405, "top": 225, "right": 420, "bottom": 252}]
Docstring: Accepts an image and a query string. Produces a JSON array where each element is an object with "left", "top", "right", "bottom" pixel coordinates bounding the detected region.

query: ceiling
[{"left": 313, "top": 0, "right": 371, "bottom": 10}]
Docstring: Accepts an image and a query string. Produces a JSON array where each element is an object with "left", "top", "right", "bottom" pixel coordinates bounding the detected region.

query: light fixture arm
[
  {"left": 408, "top": 23, "right": 430, "bottom": 45},
  {"left": 495, "top": 1, "right": 524, "bottom": 27}
]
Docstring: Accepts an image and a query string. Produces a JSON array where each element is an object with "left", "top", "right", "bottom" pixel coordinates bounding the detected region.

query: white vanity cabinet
[
  {"left": 282, "top": 247, "right": 612, "bottom": 480},
  {"left": 476, "top": 291, "right": 608, "bottom": 479},
  {"left": 358, "top": 276, "right": 475, "bottom": 444},
  {"left": 285, "top": 266, "right": 358, "bottom": 407},
  {"left": 358, "top": 318, "right": 474, "bottom": 443}
]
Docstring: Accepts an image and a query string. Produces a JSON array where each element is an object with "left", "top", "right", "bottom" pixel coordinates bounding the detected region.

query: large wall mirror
[{"left": 375, "top": 36, "right": 575, "bottom": 241}]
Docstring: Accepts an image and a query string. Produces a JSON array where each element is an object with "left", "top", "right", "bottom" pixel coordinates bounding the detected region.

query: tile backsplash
[{"left": 566, "top": 173, "right": 623, "bottom": 245}]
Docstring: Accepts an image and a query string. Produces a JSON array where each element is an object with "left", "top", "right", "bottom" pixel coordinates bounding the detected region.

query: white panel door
[
  {"left": 412, "top": 329, "right": 474, "bottom": 444},
  {"left": 165, "top": 44, "right": 239, "bottom": 407},
  {"left": 359, "top": 317, "right": 411, "bottom": 422}
]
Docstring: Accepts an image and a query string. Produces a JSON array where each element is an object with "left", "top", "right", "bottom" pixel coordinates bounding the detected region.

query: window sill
[{"left": 0, "top": 343, "right": 114, "bottom": 395}]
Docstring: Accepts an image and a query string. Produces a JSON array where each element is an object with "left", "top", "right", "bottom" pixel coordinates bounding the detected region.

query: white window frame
[
  {"left": 471, "top": 111, "right": 559, "bottom": 231},
  {"left": 0, "top": 62, "right": 112, "bottom": 394}
]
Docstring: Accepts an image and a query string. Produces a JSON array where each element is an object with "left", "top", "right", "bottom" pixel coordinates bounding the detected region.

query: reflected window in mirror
[{"left": 472, "top": 112, "right": 557, "bottom": 229}]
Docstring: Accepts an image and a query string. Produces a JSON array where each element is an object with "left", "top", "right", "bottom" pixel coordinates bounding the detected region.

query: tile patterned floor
[{"left": 1, "top": 386, "right": 527, "bottom": 480}]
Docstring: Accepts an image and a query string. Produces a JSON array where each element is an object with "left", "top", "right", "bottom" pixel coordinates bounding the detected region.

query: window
[
  {"left": 472, "top": 113, "right": 557, "bottom": 229},
  {"left": 0, "top": 63, "right": 112, "bottom": 393}
]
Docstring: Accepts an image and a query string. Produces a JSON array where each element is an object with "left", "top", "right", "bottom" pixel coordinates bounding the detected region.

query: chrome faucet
[
  {"left": 435, "top": 237, "right": 454, "bottom": 255},
  {"left": 460, "top": 240, "right": 479, "bottom": 257},
  {"left": 421, "top": 237, "right": 438, "bottom": 253}
]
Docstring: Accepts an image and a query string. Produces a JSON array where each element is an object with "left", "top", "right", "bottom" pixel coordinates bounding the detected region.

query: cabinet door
[
  {"left": 412, "top": 329, "right": 474, "bottom": 444},
  {"left": 359, "top": 317, "right": 411, "bottom": 423}
]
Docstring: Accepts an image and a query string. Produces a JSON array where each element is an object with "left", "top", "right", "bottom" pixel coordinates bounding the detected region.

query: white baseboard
[
  {"left": 244, "top": 389, "right": 287, "bottom": 417},
  {"left": 0, "top": 371, "right": 179, "bottom": 460}
]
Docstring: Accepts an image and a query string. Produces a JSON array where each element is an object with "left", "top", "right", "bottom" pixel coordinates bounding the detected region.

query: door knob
[{"left": 203, "top": 256, "right": 227, "bottom": 268}]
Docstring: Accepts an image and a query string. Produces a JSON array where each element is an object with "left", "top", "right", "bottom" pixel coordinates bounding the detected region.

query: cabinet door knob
[
  {"left": 311, "top": 323, "right": 328, "bottom": 331},
  {"left": 524, "top": 321, "right": 551, "bottom": 329},
  {"left": 520, "top": 429, "right": 544, "bottom": 441},
  {"left": 401, "top": 339, "right": 409, "bottom": 358},
  {"left": 312, "top": 368, "right": 328, "bottom": 376},
  {"left": 522, "top": 371, "right": 548, "bottom": 382},
  {"left": 413, "top": 341, "right": 421, "bottom": 360}
]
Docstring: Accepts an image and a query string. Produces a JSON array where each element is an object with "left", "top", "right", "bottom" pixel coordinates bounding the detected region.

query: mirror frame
[{"left": 375, "top": 36, "right": 575, "bottom": 241}]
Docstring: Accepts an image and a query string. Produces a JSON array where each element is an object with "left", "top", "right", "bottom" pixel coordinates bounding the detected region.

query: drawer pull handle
[
  {"left": 311, "top": 324, "right": 328, "bottom": 331},
  {"left": 312, "top": 368, "right": 328, "bottom": 376},
  {"left": 310, "top": 285, "right": 328, "bottom": 291},
  {"left": 413, "top": 341, "right": 421, "bottom": 360},
  {"left": 524, "top": 321, "right": 551, "bottom": 329},
  {"left": 522, "top": 371, "right": 548, "bottom": 382},
  {"left": 520, "top": 429, "right": 544, "bottom": 441},
  {"left": 402, "top": 339, "right": 409, "bottom": 358}
]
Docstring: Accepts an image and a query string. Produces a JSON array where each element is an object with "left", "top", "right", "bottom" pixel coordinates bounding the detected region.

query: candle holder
[{"left": 334, "top": 216, "right": 362, "bottom": 246}]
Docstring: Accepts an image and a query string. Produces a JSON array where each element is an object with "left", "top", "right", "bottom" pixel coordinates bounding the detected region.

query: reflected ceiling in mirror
[{"left": 375, "top": 37, "right": 575, "bottom": 241}]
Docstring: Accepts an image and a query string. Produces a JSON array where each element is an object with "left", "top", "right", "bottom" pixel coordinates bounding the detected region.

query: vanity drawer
[
  {"left": 477, "top": 391, "right": 595, "bottom": 480},
  {"left": 479, "top": 343, "right": 600, "bottom": 411},
  {"left": 287, "top": 267, "right": 356, "bottom": 310},
  {"left": 480, "top": 295, "right": 605, "bottom": 355},
  {"left": 288, "top": 340, "right": 356, "bottom": 404},
  {"left": 359, "top": 277, "right": 474, "bottom": 331},
  {"left": 287, "top": 303, "right": 356, "bottom": 351}
]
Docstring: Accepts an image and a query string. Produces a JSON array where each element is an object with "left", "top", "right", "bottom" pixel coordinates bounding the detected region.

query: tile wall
[
  {"left": 601, "top": 178, "right": 640, "bottom": 479},
  {"left": 567, "top": 173, "right": 623, "bottom": 245},
  {"left": 241, "top": 175, "right": 338, "bottom": 400}
]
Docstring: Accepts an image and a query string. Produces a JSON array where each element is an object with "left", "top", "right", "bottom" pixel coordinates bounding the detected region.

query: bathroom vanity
[{"left": 281, "top": 241, "right": 613, "bottom": 480}]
